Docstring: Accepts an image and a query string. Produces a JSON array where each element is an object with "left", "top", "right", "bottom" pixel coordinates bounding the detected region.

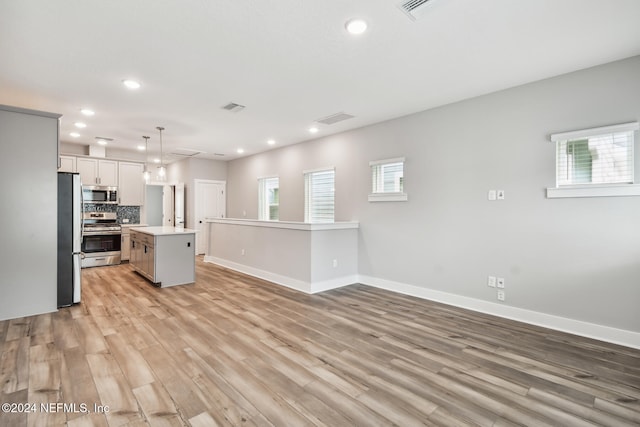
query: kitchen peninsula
[
  {"left": 130, "top": 226, "right": 196, "bottom": 287},
  {"left": 205, "top": 218, "right": 359, "bottom": 294}
]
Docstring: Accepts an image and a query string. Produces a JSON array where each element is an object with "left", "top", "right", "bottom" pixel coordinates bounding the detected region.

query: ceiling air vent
[
  {"left": 222, "top": 102, "right": 246, "bottom": 112},
  {"left": 316, "top": 112, "right": 355, "bottom": 125},
  {"left": 398, "top": 0, "right": 434, "bottom": 21},
  {"left": 169, "top": 148, "right": 202, "bottom": 158}
]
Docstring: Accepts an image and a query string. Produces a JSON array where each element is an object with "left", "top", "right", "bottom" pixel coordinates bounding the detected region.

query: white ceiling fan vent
[
  {"left": 222, "top": 102, "right": 246, "bottom": 112},
  {"left": 316, "top": 112, "right": 355, "bottom": 125},
  {"left": 398, "top": 0, "right": 434, "bottom": 21}
]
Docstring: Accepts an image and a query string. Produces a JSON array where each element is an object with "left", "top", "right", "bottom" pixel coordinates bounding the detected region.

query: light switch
[
  {"left": 488, "top": 190, "right": 497, "bottom": 201},
  {"left": 488, "top": 276, "right": 496, "bottom": 287}
]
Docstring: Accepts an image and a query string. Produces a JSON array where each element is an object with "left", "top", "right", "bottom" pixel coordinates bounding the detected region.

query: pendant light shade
[
  {"left": 142, "top": 135, "right": 151, "bottom": 182},
  {"left": 156, "top": 126, "right": 166, "bottom": 180}
]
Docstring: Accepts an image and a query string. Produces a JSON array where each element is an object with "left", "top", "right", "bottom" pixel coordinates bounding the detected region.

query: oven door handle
[{"left": 83, "top": 230, "right": 122, "bottom": 236}]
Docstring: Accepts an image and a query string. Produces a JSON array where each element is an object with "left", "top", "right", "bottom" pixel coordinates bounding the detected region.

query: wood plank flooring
[{"left": 1, "top": 258, "right": 639, "bottom": 426}]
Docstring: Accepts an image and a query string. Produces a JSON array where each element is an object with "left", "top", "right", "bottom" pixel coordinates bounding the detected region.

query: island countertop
[{"left": 129, "top": 226, "right": 197, "bottom": 236}]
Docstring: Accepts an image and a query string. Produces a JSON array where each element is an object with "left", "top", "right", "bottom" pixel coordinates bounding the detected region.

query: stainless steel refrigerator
[{"left": 58, "top": 172, "right": 82, "bottom": 307}]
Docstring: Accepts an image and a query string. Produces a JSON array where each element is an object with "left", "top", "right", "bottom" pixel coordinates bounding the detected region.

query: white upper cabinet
[
  {"left": 58, "top": 155, "right": 76, "bottom": 172},
  {"left": 77, "top": 158, "right": 118, "bottom": 186},
  {"left": 118, "top": 162, "right": 145, "bottom": 206}
]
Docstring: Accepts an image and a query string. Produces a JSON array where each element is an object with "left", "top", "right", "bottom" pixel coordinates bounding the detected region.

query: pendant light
[
  {"left": 142, "top": 135, "right": 151, "bottom": 182},
  {"left": 156, "top": 126, "right": 166, "bottom": 180}
]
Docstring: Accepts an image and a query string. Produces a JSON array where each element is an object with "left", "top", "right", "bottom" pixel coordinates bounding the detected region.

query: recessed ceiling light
[
  {"left": 122, "top": 79, "right": 141, "bottom": 90},
  {"left": 267, "top": 139, "right": 276, "bottom": 145},
  {"left": 96, "top": 139, "right": 108, "bottom": 146},
  {"left": 153, "top": 158, "right": 160, "bottom": 164},
  {"left": 309, "top": 126, "right": 319, "bottom": 134},
  {"left": 74, "top": 122, "right": 87, "bottom": 128},
  {"left": 137, "top": 145, "right": 146, "bottom": 151},
  {"left": 345, "top": 18, "right": 368, "bottom": 35},
  {"left": 69, "top": 132, "right": 80, "bottom": 138},
  {"left": 80, "top": 108, "right": 95, "bottom": 116},
  {"left": 237, "top": 148, "right": 245, "bottom": 154}
]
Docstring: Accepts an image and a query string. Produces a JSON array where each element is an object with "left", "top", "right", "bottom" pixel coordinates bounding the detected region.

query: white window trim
[
  {"left": 547, "top": 122, "right": 639, "bottom": 198},
  {"left": 550, "top": 122, "right": 638, "bottom": 142},
  {"left": 369, "top": 157, "right": 408, "bottom": 202},
  {"left": 368, "top": 192, "right": 408, "bottom": 202},
  {"left": 547, "top": 184, "right": 640, "bottom": 198}
]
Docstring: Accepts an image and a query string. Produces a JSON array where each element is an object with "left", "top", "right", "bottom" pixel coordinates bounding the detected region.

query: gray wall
[
  {"left": 226, "top": 56, "right": 640, "bottom": 333},
  {"left": 145, "top": 185, "right": 164, "bottom": 226},
  {"left": 168, "top": 157, "right": 227, "bottom": 228},
  {"left": 0, "top": 105, "right": 59, "bottom": 320}
]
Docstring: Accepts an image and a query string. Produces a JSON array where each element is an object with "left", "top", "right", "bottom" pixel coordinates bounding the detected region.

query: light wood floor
[{"left": 1, "top": 259, "right": 639, "bottom": 426}]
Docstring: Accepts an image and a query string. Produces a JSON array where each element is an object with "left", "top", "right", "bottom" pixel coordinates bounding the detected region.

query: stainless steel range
[{"left": 81, "top": 212, "right": 121, "bottom": 267}]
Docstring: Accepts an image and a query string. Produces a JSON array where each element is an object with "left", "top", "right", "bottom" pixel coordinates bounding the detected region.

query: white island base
[{"left": 130, "top": 226, "right": 196, "bottom": 287}]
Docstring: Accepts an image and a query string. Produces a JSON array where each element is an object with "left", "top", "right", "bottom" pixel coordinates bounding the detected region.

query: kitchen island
[{"left": 129, "top": 226, "right": 196, "bottom": 287}]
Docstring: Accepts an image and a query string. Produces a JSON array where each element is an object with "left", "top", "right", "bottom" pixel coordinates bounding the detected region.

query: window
[
  {"left": 304, "top": 168, "right": 334, "bottom": 223},
  {"left": 369, "top": 157, "right": 408, "bottom": 202},
  {"left": 548, "top": 122, "right": 640, "bottom": 198},
  {"left": 258, "top": 177, "right": 279, "bottom": 220}
]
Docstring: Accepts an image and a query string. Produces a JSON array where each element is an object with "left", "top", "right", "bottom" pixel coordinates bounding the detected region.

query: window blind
[
  {"left": 304, "top": 169, "right": 335, "bottom": 223},
  {"left": 556, "top": 131, "right": 634, "bottom": 186},
  {"left": 258, "top": 177, "right": 279, "bottom": 220},
  {"left": 371, "top": 161, "right": 404, "bottom": 193}
]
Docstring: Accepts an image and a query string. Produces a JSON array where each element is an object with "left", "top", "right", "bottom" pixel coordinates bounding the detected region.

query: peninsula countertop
[{"left": 129, "top": 226, "right": 197, "bottom": 236}]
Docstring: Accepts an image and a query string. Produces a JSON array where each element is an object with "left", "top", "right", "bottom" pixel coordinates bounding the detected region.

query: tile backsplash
[
  {"left": 117, "top": 206, "right": 141, "bottom": 224},
  {"left": 84, "top": 204, "right": 141, "bottom": 224}
]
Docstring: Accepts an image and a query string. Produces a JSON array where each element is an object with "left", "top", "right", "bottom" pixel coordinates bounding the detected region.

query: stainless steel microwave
[{"left": 82, "top": 186, "right": 118, "bottom": 204}]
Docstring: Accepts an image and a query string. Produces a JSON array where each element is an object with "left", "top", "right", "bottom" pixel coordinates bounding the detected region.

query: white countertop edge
[
  {"left": 207, "top": 218, "right": 359, "bottom": 231},
  {"left": 129, "top": 226, "right": 197, "bottom": 235}
]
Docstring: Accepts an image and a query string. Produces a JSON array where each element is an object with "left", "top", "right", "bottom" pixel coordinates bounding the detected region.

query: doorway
[
  {"left": 194, "top": 179, "right": 226, "bottom": 255},
  {"left": 145, "top": 183, "right": 185, "bottom": 227}
]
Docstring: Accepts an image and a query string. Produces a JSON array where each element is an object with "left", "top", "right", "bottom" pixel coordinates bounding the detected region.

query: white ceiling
[{"left": 1, "top": 0, "right": 640, "bottom": 162}]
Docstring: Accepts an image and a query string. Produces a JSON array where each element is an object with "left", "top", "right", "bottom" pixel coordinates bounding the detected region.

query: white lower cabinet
[{"left": 130, "top": 227, "right": 195, "bottom": 287}]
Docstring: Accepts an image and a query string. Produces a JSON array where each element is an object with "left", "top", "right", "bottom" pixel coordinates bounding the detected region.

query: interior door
[
  {"left": 163, "top": 185, "right": 174, "bottom": 227},
  {"left": 175, "top": 183, "right": 185, "bottom": 227},
  {"left": 195, "top": 180, "right": 226, "bottom": 255}
]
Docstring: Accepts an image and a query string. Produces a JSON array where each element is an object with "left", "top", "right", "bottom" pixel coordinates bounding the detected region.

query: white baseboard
[
  {"left": 358, "top": 275, "right": 640, "bottom": 350},
  {"left": 203, "top": 256, "right": 356, "bottom": 294},
  {"left": 202, "top": 256, "right": 640, "bottom": 349}
]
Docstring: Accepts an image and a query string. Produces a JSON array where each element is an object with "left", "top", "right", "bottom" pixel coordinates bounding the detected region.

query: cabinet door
[
  {"left": 146, "top": 244, "right": 155, "bottom": 281},
  {"left": 98, "top": 160, "right": 118, "bottom": 187},
  {"left": 58, "top": 155, "right": 76, "bottom": 172},
  {"left": 118, "top": 162, "right": 144, "bottom": 205},
  {"left": 131, "top": 234, "right": 141, "bottom": 269},
  {"left": 121, "top": 233, "right": 131, "bottom": 261},
  {"left": 76, "top": 158, "right": 98, "bottom": 185}
]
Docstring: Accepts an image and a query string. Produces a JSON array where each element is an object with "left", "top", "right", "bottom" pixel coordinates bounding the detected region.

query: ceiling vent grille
[
  {"left": 168, "top": 148, "right": 202, "bottom": 158},
  {"left": 398, "top": 0, "right": 434, "bottom": 20},
  {"left": 222, "top": 102, "right": 246, "bottom": 112},
  {"left": 316, "top": 112, "right": 355, "bottom": 125}
]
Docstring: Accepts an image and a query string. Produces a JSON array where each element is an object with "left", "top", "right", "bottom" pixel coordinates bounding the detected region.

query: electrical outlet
[
  {"left": 497, "top": 277, "right": 505, "bottom": 288},
  {"left": 333, "top": 259, "right": 338, "bottom": 268},
  {"left": 497, "top": 190, "right": 505, "bottom": 200},
  {"left": 241, "top": 249, "right": 245, "bottom": 256},
  {"left": 497, "top": 291, "right": 505, "bottom": 301},
  {"left": 488, "top": 190, "right": 497, "bottom": 201},
  {"left": 487, "top": 276, "right": 496, "bottom": 287}
]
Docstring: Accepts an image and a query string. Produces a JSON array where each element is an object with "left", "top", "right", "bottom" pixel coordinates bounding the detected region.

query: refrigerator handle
[{"left": 80, "top": 183, "right": 84, "bottom": 237}]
